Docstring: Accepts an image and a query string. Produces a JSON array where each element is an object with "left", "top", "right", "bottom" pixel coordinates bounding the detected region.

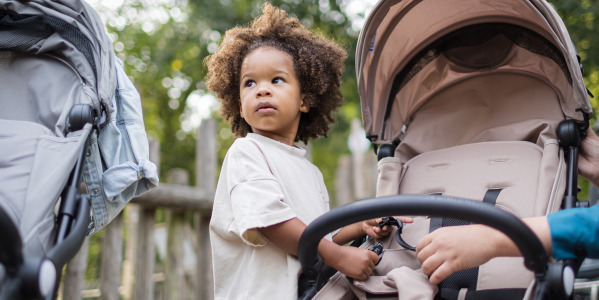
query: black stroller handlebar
[{"left": 298, "top": 194, "right": 549, "bottom": 298}]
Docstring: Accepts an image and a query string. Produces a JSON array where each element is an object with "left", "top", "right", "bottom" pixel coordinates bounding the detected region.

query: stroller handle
[{"left": 298, "top": 194, "right": 549, "bottom": 297}]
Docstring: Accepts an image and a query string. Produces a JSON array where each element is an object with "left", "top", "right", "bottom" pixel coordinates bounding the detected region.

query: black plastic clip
[
  {"left": 379, "top": 217, "right": 416, "bottom": 251},
  {"left": 369, "top": 242, "right": 384, "bottom": 266}
]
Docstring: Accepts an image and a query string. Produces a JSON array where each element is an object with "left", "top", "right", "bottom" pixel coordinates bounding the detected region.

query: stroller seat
[
  {"left": 314, "top": 139, "right": 566, "bottom": 299},
  {"left": 397, "top": 140, "right": 564, "bottom": 294}
]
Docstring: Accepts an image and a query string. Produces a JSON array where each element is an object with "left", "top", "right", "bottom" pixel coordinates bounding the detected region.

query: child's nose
[{"left": 256, "top": 85, "right": 271, "bottom": 97}]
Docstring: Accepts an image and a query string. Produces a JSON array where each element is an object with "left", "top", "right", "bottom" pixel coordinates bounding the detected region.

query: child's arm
[
  {"left": 258, "top": 218, "right": 380, "bottom": 280},
  {"left": 332, "top": 217, "right": 414, "bottom": 245},
  {"left": 416, "top": 216, "right": 551, "bottom": 284}
]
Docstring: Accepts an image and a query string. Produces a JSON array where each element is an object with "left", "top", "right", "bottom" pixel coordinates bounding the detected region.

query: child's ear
[
  {"left": 239, "top": 102, "right": 245, "bottom": 119},
  {"left": 300, "top": 94, "right": 310, "bottom": 113}
]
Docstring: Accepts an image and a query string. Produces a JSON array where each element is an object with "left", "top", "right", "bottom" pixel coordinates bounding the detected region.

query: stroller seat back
[
  {"left": 393, "top": 140, "right": 565, "bottom": 294},
  {"left": 313, "top": 139, "right": 566, "bottom": 299}
]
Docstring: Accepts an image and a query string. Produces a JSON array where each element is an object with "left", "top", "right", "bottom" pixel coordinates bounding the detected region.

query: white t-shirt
[{"left": 209, "top": 133, "right": 331, "bottom": 300}]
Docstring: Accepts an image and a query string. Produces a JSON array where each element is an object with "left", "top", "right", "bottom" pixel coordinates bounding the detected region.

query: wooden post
[
  {"left": 122, "top": 205, "right": 138, "bottom": 300},
  {"left": 196, "top": 119, "right": 216, "bottom": 192},
  {"left": 99, "top": 212, "right": 124, "bottom": 300},
  {"left": 195, "top": 119, "right": 216, "bottom": 300},
  {"left": 132, "top": 139, "right": 159, "bottom": 300},
  {"left": 165, "top": 169, "right": 188, "bottom": 299},
  {"left": 133, "top": 207, "right": 156, "bottom": 300},
  {"left": 62, "top": 237, "right": 89, "bottom": 299},
  {"left": 335, "top": 155, "right": 353, "bottom": 206}
]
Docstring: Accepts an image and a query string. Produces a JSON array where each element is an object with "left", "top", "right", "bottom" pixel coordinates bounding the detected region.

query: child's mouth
[{"left": 256, "top": 102, "right": 275, "bottom": 113}]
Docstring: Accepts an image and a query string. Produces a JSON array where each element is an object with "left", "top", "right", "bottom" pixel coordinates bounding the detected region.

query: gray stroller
[
  {"left": 298, "top": 0, "right": 593, "bottom": 299},
  {"left": 0, "top": 1, "right": 158, "bottom": 298}
]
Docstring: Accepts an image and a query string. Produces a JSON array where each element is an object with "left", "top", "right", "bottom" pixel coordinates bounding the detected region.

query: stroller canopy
[
  {"left": 0, "top": 0, "right": 116, "bottom": 126},
  {"left": 356, "top": 0, "right": 592, "bottom": 145}
]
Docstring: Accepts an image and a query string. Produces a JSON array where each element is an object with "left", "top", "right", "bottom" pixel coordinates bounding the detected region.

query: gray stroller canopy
[
  {"left": 0, "top": 0, "right": 157, "bottom": 258},
  {"left": 356, "top": 0, "right": 592, "bottom": 146},
  {"left": 0, "top": 0, "right": 116, "bottom": 123}
]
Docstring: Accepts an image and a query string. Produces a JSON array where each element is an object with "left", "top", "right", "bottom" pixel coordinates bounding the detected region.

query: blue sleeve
[{"left": 547, "top": 205, "right": 599, "bottom": 260}]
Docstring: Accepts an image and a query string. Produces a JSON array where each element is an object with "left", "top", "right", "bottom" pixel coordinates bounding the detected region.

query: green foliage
[
  {"left": 85, "top": 230, "right": 103, "bottom": 281},
  {"left": 551, "top": 0, "right": 599, "bottom": 197}
]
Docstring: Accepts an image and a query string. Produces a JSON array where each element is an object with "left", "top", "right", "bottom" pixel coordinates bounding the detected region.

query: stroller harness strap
[
  {"left": 436, "top": 288, "right": 526, "bottom": 300},
  {"left": 429, "top": 189, "right": 502, "bottom": 233}
]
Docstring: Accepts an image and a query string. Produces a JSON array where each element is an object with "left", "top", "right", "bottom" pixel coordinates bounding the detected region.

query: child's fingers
[
  {"left": 368, "top": 248, "right": 380, "bottom": 266},
  {"left": 364, "top": 218, "right": 381, "bottom": 227},
  {"left": 393, "top": 216, "right": 414, "bottom": 223}
]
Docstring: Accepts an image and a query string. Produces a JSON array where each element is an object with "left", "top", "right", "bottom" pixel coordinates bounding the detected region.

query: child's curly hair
[{"left": 204, "top": 2, "right": 347, "bottom": 144}]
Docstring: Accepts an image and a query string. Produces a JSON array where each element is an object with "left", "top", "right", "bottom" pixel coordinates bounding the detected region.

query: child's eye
[
  {"left": 272, "top": 78, "right": 284, "bottom": 84},
  {"left": 244, "top": 80, "right": 256, "bottom": 88}
]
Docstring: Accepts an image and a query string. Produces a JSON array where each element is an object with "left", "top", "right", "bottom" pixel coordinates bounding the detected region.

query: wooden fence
[
  {"left": 58, "top": 117, "right": 377, "bottom": 300},
  {"left": 61, "top": 119, "right": 217, "bottom": 300}
]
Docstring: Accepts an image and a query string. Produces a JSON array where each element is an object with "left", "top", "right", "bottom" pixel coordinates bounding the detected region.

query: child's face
[{"left": 239, "top": 46, "right": 309, "bottom": 146}]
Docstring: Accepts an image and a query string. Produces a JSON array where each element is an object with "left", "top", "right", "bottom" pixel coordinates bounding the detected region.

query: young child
[{"left": 205, "top": 3, "right": 400, "bottom": 299}]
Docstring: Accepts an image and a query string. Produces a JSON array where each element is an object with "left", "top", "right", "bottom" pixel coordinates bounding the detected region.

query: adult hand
[
  {"left": 416, "top": 225, "right": 502, "bottom": 284},
  {"left": 579, "top": 127, "right": 599, "bottom": 187}
]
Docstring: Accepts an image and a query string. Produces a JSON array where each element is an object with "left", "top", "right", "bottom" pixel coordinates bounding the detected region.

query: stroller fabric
[
  {"left": 356, "top": 0, "right": 591, "bottom": 145},
  {"left": 0, "top": 0, "right": 158, "bottom": 257}
]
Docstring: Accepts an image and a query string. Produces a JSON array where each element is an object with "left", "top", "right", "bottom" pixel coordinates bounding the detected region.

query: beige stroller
[{"left": 297, "top": 0, "right": 594, "bottom": 299}]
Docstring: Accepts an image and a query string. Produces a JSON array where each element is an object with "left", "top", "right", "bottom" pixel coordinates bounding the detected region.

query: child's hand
[
  {"left": 331, "top": 246, "right": 379, "bottom": 281},
  {"left": 362, "top": 216, "right": 413, "bottom": 239}
]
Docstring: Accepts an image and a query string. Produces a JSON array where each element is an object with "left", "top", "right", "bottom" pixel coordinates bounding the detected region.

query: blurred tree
[
  {"left": 552, "top": 0, "right": 598, "bottom": 107},
  {"left": 551, "top": 0, "right": 599, "bottom": 199},
  {"left": 94, "top": 0, "right": 365, "bottom": 199}
]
